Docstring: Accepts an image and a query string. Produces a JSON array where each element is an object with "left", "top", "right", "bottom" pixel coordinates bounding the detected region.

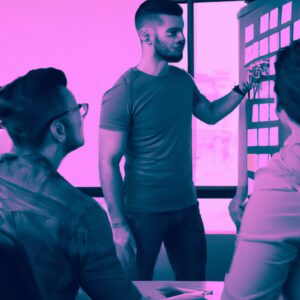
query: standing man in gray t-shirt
[{"left": 99, "top": 0, "right": 251, "bottom": 280}]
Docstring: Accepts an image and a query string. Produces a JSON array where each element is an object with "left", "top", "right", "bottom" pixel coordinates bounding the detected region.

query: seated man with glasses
[{"left": 0, "top": 68, "right": 142, "bottom": 300}]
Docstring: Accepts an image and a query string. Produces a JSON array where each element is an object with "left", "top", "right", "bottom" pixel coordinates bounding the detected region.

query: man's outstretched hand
[{"left": 239, "top": 79, "right": 253, "bottom": 95}]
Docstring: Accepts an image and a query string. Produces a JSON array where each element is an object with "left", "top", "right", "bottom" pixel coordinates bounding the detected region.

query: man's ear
[
  {"left": 138, "top": 27, "right": 153, "bottom": 45},
  {"left": 49, "top": 120, "right": 67, "bottom": 143}
]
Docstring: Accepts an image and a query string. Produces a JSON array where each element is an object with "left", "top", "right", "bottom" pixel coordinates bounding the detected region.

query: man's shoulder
[
  {"left": 169, "top": 65, "right": 192, "bottom": 79},
  {"left": 46, "top": 174, "right": 105, "bottom": 220},
  {"left": 168, "top": 66, "right": 196, "bottom": 90},
  {"left": 104, "top": 68, "right": 137, "bottom": 94}
]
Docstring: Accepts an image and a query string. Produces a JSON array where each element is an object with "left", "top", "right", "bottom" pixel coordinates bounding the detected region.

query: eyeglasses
[
  {"left": 42, "top": 103, "right": 89, "bottom": 131},
  {"left": 52, "top": 103, "right": 89, "bottom": 120}
]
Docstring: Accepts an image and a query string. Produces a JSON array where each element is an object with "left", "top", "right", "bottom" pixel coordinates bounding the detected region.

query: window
[
  {"left": 193, "top": 1, "right": 245, "bottom": 186},
  {"left": 173, "top": 1, "right": 244, "bottom": 186},
  {"left": 174, "top": 1, "right": 245, "bottom": 234}
]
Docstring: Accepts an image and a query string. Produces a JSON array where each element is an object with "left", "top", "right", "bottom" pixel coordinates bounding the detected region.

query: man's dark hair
[
  {"left": 0, "top": 68, "right": 67, "bottom": 148},
  {"left": 135, "top": 0, "right": 183, "bottom": 30},
  {"left": 274, "top": 40, "right": 300, "bottom": 125}
]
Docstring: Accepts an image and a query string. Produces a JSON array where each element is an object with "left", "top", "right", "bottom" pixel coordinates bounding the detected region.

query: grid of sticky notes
[
  {"left": 248, "top": 79, "right": 278, "bottom": 121},
  {"left": 247, "top": 126, "right": 279, "bottom": 148},
  {"left": 247, "top": 72, "right": 279, "bottom": 146},
  {"left": 244, "top": 1, "right": 300, "bottom": 65},
  {"left": 247, "top": 153, "right": 271, "bottom": 173},
  {"left": 242, "top": 1, "right": 300, "bottom": 195}
]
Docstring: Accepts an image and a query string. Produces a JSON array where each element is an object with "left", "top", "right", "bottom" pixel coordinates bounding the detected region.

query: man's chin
[
  {"left": 66, "top": 139, "right": 85, "bottom": 154},
  {"left": 166, "top": 54, "right": 183, "bottom": 63},
  {"left": 76, "top": 139, "right": 85, "bottom": 150}
]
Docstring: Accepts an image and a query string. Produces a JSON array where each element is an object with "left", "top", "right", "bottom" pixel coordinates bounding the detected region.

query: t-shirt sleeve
[
  {"left": 74, "top": 204, "right": 142, "bottom": 300},
  {"left": 100, "top": 80, "right": 131, "bottom": 132},
  {"left": 192, "top": 80, "right": 210, "bottom": 109}
]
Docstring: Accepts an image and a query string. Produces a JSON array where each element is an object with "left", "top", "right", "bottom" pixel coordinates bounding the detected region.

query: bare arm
[
  {"left": 98, "top": 128, "right": 137, "bottom": 274},
  {"left": 98, "top": 128, "right": 128, "bottom": 226},
  {"left": 193, "top": 89, "right": 245, "bottom": 125}
]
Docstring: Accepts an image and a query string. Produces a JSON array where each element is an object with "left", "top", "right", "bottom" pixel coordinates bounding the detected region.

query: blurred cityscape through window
[{"left": 175, "top": 2, "right": 244, "bottom": 186}]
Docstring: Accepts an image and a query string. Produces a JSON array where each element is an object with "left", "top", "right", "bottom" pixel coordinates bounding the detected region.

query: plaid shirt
[{"left": 0, "top": 153, "right": 141, "bottom": 300}]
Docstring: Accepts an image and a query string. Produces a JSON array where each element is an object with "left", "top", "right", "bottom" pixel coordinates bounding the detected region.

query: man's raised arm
[{"left": 193, "top": 82, "right": 251, "bottom": 124}]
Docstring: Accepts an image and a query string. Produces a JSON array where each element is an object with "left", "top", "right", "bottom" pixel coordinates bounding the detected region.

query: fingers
[
  {"left": 116, "top": 241, "right": 136, "bottom": 273},
  {"left": 229, "top": 208, "right": 242, "bottom": 230},
  {"left": 240, "top": 80, "right": 253, "bottom": 94},
  {"left": 131, "top": 242, "right": 137, "bottom": 255},
  {"left": 128, "top": 235, "right": 137, "bottom": 255}
]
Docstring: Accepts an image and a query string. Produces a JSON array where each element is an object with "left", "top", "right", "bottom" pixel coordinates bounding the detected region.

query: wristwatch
[{"left": 233, "top": 84, "right": 247, "bottom": 96}]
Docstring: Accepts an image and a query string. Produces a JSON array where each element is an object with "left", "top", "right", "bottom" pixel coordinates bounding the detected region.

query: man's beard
[{"left": 154, "top": 36, "right": 184, "bottom": 63}]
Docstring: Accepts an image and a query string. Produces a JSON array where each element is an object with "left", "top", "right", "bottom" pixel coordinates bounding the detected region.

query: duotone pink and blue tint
[{"left": 0, "top": 1, "right": 245, "bottom": 234}]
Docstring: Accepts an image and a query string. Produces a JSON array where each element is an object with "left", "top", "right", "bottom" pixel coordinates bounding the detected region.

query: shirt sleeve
[
  {"left": 192, "top": 80, "right": 210, "bottom": 109},
  {"left": 100, "top": 79, "right": 131, "bottom": 132},
  {"left": 74, "top": 204, "right": 142, "bottom": 300}
]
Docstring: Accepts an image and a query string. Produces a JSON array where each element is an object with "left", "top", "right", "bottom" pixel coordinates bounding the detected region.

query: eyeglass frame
[
  {"left": 50, "top": 103, "right": 89, "bottom": 121},
  {"left": 40, "top": 103, "right": 89, "bottom": 133}
]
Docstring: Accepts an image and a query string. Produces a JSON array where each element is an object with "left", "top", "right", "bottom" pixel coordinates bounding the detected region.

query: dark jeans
[{"left": 125, "top": 203, "right": 207, "bottom": 281}]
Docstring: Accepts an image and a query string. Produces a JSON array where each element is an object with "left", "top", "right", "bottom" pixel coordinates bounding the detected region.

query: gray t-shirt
[{"left": 100, "top": 66, "right": 206, "bottom": 213}]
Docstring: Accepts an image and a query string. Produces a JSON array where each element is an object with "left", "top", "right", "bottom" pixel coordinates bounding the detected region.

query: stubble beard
[{"left": 154, "top": 36, "right": 183, "bottom": 63}]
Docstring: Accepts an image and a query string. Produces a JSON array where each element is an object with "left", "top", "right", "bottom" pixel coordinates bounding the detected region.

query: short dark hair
[
  {"left": 0, "top": 68, "right": 67, "bottom": 148},
  {"left": 135, "top": 0, "right": 183, "bottom": 30},
  {"left": 274, "top": 40, "right": 300, "bottom": 125}
]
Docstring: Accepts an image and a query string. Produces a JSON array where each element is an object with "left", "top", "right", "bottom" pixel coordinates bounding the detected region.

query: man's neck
[
  {"left": 12, "top": 145, "right": 64, "bottom": 171},
  {"left": 39, "top": 144, "right": 64, "bottom": 170},
  {"left": 136, "top": 54, "right": 169, "bottom": 76}
]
